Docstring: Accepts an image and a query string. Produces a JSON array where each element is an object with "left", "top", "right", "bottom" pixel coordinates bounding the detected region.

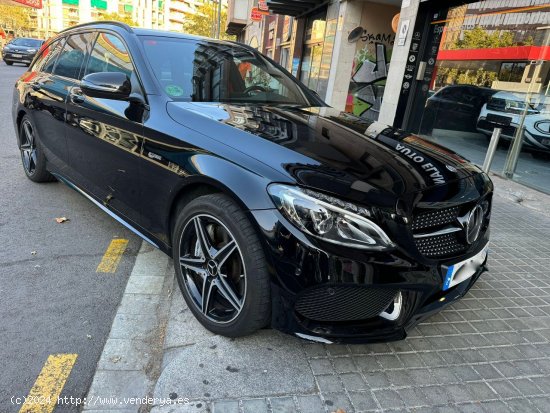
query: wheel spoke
[
  {"left": 213, "top": 240, "right": 237, "bottom": 267},
  {"left": 201, "top": 277, "right": 215, "bottom": 315},
  {"left": 193, "top": 217, "right": 213, "bottom": 259},
  {"left": 29, "top": 150, "right": 37, "bottom": 171},
  {"left": 22, "top": 150, "right": 31, "bottom": 170},
  {"left": 23, "top": 122, "right": 34, "bottom": 147},
  {"left": 180, "top": 255, "right": 206, "bottom": 276},
  {"left": 215, "top": 276, "right": 242, "bottom": 312}
]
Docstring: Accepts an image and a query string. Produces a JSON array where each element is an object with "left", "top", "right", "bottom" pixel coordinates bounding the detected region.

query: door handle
[
  {"left": 69, "top": 88, "right": 85, "bottom": 104},
  {"left": 31, "top": 82, "right": 42, "bottom": 91}
]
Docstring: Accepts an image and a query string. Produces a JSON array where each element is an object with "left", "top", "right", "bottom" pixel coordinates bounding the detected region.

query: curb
[{"left": 83, "top": 242, "right": 173, "bottom": 413}]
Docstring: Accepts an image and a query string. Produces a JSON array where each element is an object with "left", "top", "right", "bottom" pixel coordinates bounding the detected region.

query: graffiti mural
[{"left": 347, "top": 35, "right": 394, "bottom": 121}]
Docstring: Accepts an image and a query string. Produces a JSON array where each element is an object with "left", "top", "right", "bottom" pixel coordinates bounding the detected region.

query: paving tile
[
  {"left": 295, "top": 395, "right": 325, "bottom": 413},
  {"left": 322, "top": 392, "right": 352, "bottom": 412},
  {"left": 316, "top": 374, "right": 343, "bottom": 393},
  {"left": 269, "top": 397, "right": 295, "bottom": 413},
  {"left": 348, "top": 391, "right": 378, "bottom": 411},
  {"left": 373, "top": 389, "right": 405, "bottom": 410},
  {"left": 242, "top": 398, "right": 268, "bottom": 413}
]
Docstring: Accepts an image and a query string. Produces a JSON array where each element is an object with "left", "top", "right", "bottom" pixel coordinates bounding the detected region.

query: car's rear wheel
[
  {"left": 172, "top": 193, "right": 271, "bottom": 337},
  {"left": 18, "top": 116, "right": 56, "bottom": 183}
]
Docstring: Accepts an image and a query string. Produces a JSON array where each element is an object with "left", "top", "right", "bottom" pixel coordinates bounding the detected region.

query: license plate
[
  {"left": 12, "top": 54, "right": 22, "bottom": 58},
  {"left": 487, "top": 113, "right": 512, "bottom": 127},
  {"left": 442, "top": 244, "right": 488, "bottom": 291}
]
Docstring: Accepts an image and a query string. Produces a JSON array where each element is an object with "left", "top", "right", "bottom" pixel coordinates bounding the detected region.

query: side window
[
  {"left": 53, "top": 32, "right": 95, "bottom": 80},
  {"left": 85, "top": 33, "right": 134, "bottom": 77},
  {"left": 41, "top": 39, "right": 66, "bottom": 74}
]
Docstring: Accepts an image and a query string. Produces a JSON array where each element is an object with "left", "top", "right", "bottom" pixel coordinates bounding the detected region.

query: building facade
[{"left": 29, "top": 0, "right": 211, "bottom": 39}]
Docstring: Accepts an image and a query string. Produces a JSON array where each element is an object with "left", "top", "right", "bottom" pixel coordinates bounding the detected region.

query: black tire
[
  {"left": 172, "top": 193, "right": 271, "bottom": 337},
  {"left": 5, "top": 60, "right": 13, "bottom": 65},
  {"left": 17, "top": 115, "right": 56, "bottom": 183}
]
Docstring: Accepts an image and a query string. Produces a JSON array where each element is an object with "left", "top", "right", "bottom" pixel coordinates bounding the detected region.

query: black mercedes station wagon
[{"left": 13, "top": 22, "right": 493, "bottom": 343}]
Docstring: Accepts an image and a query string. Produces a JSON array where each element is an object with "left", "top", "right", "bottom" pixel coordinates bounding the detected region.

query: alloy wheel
[
  {"left": 179, "top": 214, "right": 247, "bottom": 323},
  {"left": 20, "top": 119, "right": 38, "bottom": 175}
]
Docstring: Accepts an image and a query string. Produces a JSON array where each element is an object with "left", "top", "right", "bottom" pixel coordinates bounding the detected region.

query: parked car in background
[
  {"left": 13, "top": 22, "right": 493, "bottom": 343},
  {"left": 2, "top": 37, "right": 44, "bottom": 66},
  {"left": 477, "top": 91, "right": 550, "bottom": 158},
  {"left": 420, "top": 85, "right": 497, "bottom": 134}
]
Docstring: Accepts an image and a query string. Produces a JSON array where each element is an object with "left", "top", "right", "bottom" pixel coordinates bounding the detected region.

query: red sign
[
  {"left": 13, "top": 0, "right": 43, "bottom": 8},
  {"left": 250, "top": 7, "right": 268, "bottom": 21},
  {"left": 258, "top": 0, "right": 268, "bottom": 11}
]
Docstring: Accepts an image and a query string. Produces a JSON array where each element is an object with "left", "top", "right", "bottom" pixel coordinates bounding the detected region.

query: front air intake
[{"left": 295, "top": 285, "right": 398, "bottom": 322}]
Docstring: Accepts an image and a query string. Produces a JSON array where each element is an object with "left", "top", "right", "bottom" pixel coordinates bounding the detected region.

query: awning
[
  {"left": 437, "top": 46, "right": 550, "bottom": 62},
  {"left": 266, "top": 0, "right": 326, "bottom": 17}
]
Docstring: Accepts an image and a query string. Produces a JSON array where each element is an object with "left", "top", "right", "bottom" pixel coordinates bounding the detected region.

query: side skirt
[{"left": 52, "top": 172, "right": 162, "bottom": 250}]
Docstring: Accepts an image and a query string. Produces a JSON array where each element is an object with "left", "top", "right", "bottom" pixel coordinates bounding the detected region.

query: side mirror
[{"left": 81, "top": 72, "right": 131, "bottom": 101}]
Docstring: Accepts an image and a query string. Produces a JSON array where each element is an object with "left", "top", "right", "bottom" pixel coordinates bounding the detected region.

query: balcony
[{"left": 226, "top": 0, "right": 248, "bottom": 35}]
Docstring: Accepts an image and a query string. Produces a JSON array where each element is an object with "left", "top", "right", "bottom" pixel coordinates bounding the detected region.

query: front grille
[
  {"left": 411, "top": 196, "right": 492, "bottom": 259},
  {"left": 414, "top": 232, "right": 465, "bottom": 257},
  {"left": 295, "top": 285, "right": 398, "bottom": 322},
  {"left": 412, "top": 206, "right": 459, "bottom": 232},
  {"left": 412, "top": 205, "right": 467, "bottom": 259}
]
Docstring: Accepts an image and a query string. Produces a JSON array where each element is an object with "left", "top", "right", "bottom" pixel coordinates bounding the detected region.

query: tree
[
  {"left": 183, "top": 1, "right": 234, "bottom": 40},
  {"left": 453, "top": 27, "right": 516, "bottom": 49},
  {"left": 0, "top": 5, "right": 33, "bottom": 36},
  {"left": 97, "top": 12, "right": 137, "bottom": 27}
]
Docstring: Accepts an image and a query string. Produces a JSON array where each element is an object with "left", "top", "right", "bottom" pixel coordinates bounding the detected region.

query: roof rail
[{"left": 58, "top": 20, "right": 133, "bottom": 34}]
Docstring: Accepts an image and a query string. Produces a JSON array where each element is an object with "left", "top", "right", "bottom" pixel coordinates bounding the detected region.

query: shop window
[
  {"left": 280, "top": 47, "right": 290, "bottom": 72},
  {"left": 498, "top": 62, "right": 527, "bottom": 83},
  {"left": 414, "top": 0, "right": 550, "bottom": 196},
  {"left": 304, "top": 10, "right": 326, "bottom": 43}
]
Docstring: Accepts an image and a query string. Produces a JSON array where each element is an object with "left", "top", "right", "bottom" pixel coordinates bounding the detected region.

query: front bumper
[
  {"left": 3, "top": 52, "right": 35, "bottom": 64},
  {"left": 250, "top": 208, "right": 489, "bottom": 344}
]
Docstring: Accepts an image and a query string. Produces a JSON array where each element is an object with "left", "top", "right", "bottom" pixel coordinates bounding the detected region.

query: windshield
[
  {"left": 140, "top": 36, "right": 322, "bottom": 106},
  {"left": 10, "top": 38, "right": 42, "bottom": 47}
]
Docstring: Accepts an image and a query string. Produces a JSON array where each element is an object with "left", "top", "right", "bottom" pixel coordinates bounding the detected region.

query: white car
[{"left": 477, "top": 91, "right": 550, "bottom": 156}]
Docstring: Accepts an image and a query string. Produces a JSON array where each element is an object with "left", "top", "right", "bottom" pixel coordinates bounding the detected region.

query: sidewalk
[{"left": 85, "top": 176, "right": 550, "bottom": 413}]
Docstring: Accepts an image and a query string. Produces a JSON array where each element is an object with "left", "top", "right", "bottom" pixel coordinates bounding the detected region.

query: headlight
[
  {"left": 268, "top": 184, "right": 395, "bottom": 250},
  {"left": 27, "top": 48, "right": 37, "bottom": 53}
]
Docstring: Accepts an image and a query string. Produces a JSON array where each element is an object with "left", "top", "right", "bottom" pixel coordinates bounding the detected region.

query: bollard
[
  {"left": 503, "top": 126, "right": 525, "bottom": 178},
  {"left": 482, "top": 127, "right": 501, "bottom": 173}
]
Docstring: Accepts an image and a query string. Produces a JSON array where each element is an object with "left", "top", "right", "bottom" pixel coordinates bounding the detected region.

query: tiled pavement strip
[{"left": 84, "top": 186, "right": 550, "bottom": 413}]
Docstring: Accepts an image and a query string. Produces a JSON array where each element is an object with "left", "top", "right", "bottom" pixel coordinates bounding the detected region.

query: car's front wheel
[
  {"left": 5, "top": 60, "right": 13, "bottom": 65},
  {"left": 17, "top": 116, "right": 56, "bottom": 183},
  {"left": 172, "top": 193, "right": 271, "bottom": 337}
]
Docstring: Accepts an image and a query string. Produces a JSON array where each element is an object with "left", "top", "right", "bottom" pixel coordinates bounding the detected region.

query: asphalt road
[{"left": 0, "top": 63, "right": 141, "bottom": 412}]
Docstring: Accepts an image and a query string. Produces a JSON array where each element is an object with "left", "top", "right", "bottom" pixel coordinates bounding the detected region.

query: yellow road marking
[
  {"left": 96, "top": 239, "right": 129, "bottom": 273},
  {"left": 19, "top": 354, "right": 77, "bottom": 413}
]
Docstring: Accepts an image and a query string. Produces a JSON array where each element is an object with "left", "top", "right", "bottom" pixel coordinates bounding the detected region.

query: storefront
[{"left": 392, "top": 0, "right": 549, "bottom": 194}]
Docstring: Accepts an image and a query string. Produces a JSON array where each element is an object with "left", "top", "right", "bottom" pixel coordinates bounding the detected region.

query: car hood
[{"left": 167, "top": 102, "right": 482, "bottom": 207}]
